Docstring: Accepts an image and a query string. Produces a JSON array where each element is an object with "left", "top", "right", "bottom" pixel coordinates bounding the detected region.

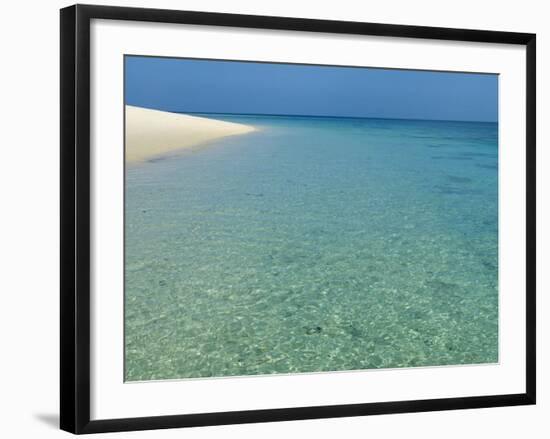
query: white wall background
[{"left": 0, "top": 0, "right": 546, "bottom": 437}]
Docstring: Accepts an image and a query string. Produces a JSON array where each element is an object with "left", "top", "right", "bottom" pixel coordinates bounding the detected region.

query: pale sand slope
[{"left": 125, "top": 105, "right": 256, "bottom": 163}]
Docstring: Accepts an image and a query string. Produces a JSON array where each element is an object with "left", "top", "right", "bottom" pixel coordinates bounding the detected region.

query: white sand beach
[{"left": 125, "top": 105, "right": 256, "bottom": 163}]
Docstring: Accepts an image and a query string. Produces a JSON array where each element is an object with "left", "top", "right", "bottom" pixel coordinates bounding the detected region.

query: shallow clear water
[{"left": 125, "top": 115, "right": 498, "bottom": 381}]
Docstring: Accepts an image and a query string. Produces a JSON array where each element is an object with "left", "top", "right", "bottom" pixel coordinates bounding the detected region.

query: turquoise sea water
[{"left": 125, "top": 115, "right": 498, "bottom": 381}]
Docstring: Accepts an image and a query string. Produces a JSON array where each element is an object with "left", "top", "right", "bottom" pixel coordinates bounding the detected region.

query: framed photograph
[{"left": 60, "top": 4, "right": 536, "bottom": 434}]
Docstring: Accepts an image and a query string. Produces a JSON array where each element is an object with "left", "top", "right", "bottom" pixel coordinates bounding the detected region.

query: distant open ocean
[{"left": 125, "top": 114, "right": 498, "bottom": 381}]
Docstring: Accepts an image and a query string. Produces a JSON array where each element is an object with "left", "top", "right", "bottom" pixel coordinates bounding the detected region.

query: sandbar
[{"left": 125, "top": 105, "right": 256, "bottom": 163}]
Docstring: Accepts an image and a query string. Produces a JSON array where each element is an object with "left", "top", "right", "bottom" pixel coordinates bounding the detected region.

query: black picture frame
[{"left": 60, "top": 4, "right": 536, "bottom": 434}]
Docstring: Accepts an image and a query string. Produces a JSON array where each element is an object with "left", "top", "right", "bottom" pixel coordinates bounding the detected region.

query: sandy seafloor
[{"left": 124, "top": 114, "right": 498, "bottom": 381}]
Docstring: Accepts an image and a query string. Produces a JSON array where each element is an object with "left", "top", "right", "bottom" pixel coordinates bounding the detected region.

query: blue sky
[{"left": 125, "top": 56, "right": 498, "bottom": 122}]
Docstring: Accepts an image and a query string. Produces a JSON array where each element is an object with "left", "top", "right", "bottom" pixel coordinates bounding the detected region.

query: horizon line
[{"left": 174, "top": 110, "right": 497, "bottom": 124}]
